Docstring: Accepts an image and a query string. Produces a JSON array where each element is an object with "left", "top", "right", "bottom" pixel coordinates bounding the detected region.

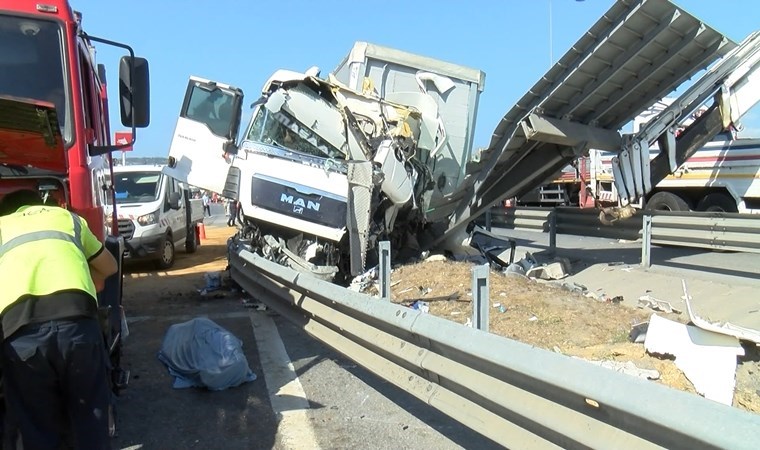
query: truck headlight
[{"left": 137, "top": 210, "right": 159, "bottom": 226}]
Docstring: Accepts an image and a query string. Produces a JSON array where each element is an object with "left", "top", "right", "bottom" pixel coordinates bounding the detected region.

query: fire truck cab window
[{"left": 0, "top": 16, "right": 69, "bottom": 139}]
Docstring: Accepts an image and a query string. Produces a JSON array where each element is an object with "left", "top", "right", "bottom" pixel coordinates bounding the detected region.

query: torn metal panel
[
  {"left": 683, "top": 280, "right": 760, "bottom": 345},
  {"left": 443, "top": 0, "right": 737, "bottom": 239},
  {"left": 644, "top": 314, "right": 744, "bottom": 405}
]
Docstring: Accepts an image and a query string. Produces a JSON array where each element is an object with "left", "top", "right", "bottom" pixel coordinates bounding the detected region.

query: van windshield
[{"left": 114, "top": 172, "right": 161, "bottom": 204}]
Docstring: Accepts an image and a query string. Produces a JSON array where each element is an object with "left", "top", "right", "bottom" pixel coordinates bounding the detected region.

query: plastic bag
[{"left": 157, "top": 317, "right": 256, "bottom": 390}]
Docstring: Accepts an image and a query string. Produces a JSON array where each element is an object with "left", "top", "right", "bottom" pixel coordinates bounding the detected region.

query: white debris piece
[
  {"left": 644, "top": 314, "right": 744, "bottom": 405},
  {"left": 682, "top": 280, "right": 760, "bottom": 344},
  {"left": 637, "top": 295, "right": 682, "bottom": 314}
]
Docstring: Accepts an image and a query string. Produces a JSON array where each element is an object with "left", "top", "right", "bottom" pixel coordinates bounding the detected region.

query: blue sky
[{"left": 74, "top": 0, "right": 760, "bottom": 158}]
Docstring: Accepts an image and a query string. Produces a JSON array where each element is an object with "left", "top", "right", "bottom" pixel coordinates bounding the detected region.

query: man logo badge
[{"left": 281, "top": 193, "right": 320, "bottom": 215}]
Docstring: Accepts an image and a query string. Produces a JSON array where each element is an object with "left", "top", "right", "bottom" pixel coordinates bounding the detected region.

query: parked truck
[
  {"left": 514, "top": 98, "right": 760, "bottom": 214},
  {"left": 0, "top": 0, "right": 149, "bottom": 401},
  {"left": 163, "top": 2, "right": 759, "bottom": 282},
  {"left": 110, "top": 165, "right": 204, "bottom": 269}
]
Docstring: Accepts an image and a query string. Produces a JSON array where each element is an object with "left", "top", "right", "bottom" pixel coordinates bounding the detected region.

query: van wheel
[
  {"left": 696, "top": 193, "right": 738, "bottom": 213},
  {"left": 156, "top": 235, "right": 175, "bottom": 269},
  {"left": 645, "top": 192, "right": 690, "bottom": 212},
  {"left": 185, "top": 224, "right": 198, "bottom": 253}
]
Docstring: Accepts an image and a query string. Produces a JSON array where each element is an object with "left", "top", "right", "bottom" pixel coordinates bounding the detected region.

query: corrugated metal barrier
[{"left": 229, "top": 243, "right": 760, "bottom": 449}]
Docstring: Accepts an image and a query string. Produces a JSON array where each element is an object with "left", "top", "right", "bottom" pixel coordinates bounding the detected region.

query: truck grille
[{"left": 118, "top": 219, "right": 135, "bottom": 239}]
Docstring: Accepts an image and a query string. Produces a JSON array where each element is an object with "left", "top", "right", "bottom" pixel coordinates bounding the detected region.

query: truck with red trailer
[{"left": 0, "top": 0, "right": 150, "bottom": 402}]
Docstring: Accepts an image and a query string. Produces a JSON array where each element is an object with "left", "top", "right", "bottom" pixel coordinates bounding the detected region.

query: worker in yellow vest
[{"left": 0, "top": 189, "right": 117, "bottom": 449}]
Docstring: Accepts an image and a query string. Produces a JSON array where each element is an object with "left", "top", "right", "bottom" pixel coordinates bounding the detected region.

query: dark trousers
[
  {"left": 203, "top": 205, "right": 211, "bottom": 216},
  {"left": 1, "top": 318, "right": 111, "bottom": 450}
]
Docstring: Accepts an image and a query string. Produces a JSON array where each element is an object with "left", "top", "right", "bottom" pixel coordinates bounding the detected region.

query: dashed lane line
[{"left": 250, "top": 311, "right": 321, "bottom": 450}]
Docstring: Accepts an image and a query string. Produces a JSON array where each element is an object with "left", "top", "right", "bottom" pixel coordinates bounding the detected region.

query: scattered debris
[
  {"left": 424, "top": 254, "right": 448, "bottom": 262},
  {"left": 398, "top": 287, "right": 414, "bottom": 294},
  {"left": 528, "top": 315, "right": 538, "bottom": 322},
  {"left": 580, "top": 359, "right": 660, "bottom": 380},
  {"left": 682, "top": 280, "right": 760, "bottom": 345},
  {"left": 410, "top": 300, "right": 429, "bottom": 313},
  {"left": 468, "top": 226, "right": 517, "bottom": 268},
  {"left": 629, "top": 321, "right": 649, "bottom": 343},
  {"left": 557, "top": 281, "right": 588, "bottom": 295},
  {"left": 525, "top": 257, "right": 571, "bottom": 280},
  {"left": 418, "top": 286, "right": 433, "bottom": 296},
  {"left": 637, "top": 295, "right": 682, "bottom": 314},
  {"left": 198, "top": 271, "right": 222, "bottom": 296},
  {"left": 609, "top": 296, "right": 624, "bottom": 304},
  {"left": 242, "top": 299, "right": 267, "bottom": 311},
  {"left": 644, "top": 313, "right": 744, "bottom": 405},
  {"left": 348, "top": 266, "right": 378, "bottom": 292}
]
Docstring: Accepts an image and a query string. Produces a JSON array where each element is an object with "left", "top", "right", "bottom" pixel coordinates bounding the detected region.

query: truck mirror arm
[{"left": 81, "top": 32, "right": 150, "bottom": 156}]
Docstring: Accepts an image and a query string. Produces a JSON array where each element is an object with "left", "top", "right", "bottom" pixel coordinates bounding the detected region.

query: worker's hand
[{"left": 92, "top": 274, "right": 107, "bottom": 292}]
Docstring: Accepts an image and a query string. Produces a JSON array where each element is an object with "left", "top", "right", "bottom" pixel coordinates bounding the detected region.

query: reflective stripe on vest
[{"left": 0, "top": 211, "right": 84, "bottom": 257}]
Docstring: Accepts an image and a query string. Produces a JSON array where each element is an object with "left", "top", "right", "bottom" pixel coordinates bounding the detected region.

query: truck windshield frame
[
  {"left": 114, "top": 171, "right": 162, "bottom": 204},
  {"left": 0, "top": 14, "right": 71, "bottom": 144},
  {"left": 245, "top": 106, "right": 344, "bottom": 159}
]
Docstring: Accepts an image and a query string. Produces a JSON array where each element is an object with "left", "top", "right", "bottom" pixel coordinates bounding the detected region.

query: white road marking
[{"left": 250, "top": 311, "right": 320, "bottom": 450}]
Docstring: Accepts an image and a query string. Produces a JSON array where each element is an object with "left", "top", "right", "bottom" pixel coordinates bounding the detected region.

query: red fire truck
[{"left": 0, "top": 0, "right": 150, "bottom": 395}]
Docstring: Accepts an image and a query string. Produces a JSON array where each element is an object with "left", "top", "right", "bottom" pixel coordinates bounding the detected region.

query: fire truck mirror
[{"left": 119, "top": 56, "right": 150, "bottom": 128}]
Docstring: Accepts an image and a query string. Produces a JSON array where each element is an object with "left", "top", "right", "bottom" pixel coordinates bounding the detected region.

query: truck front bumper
[{"left": 124, "top": 234, "right": 164, "bottom": 260}]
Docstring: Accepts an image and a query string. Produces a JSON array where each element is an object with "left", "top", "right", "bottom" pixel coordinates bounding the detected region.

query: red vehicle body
[{"left": 0, "top": 0, "right": 149, "bottom": 393}]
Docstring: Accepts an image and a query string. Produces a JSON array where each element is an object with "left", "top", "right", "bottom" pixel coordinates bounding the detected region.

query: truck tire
[
  {"left": 156, "top": 234, "right": 175, "bottom": 269},
  {"left": 696, "top": 193, "right": 738, "bottom": 213},
  {"left": 645, "top": 192, "right": 690, "bottom": 212},
  {"left": 185, "top": 223, "right": 198, "bottom": 253}
]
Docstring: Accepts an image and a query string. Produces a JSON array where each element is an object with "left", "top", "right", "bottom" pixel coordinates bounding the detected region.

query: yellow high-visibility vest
[{"left": 0, "top": 206, "right": 103, "bottom": 313}]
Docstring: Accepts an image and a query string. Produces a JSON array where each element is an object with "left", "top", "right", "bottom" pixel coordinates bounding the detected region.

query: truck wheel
[
  {"left": 696, "top": 193, "right": 738, "bottom": 213},
  {"left": 645, "top": 192, "right": 690, "bottom": 212},
  {"left": 156, "top": 235, "right": 175, "bottom": 269},
  {"left": 186, "top": 224, "right": 198, "bottom": 253}
]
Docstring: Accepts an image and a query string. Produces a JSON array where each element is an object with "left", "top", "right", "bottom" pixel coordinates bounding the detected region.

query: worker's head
[{"left": 0, "top": 189, "right": 44, "bottom": 216}]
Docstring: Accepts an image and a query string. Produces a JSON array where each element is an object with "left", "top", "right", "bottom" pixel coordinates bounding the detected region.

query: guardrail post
[
  {"left": 379, "top": 241, "right": 391, "bottom": 302},
  {"left": 471, "top": 264, "right": 489, "bottom": 332},
  {"left": 549, "top": 209, "right": 557, "bottom": 255},
  {"left": 641, "top": 214, "right": 652, "bottom": 268}
]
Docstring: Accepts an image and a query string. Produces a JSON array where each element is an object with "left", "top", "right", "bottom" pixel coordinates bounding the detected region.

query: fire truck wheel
[
  {"left": 156, "top": 234, "right": 175, "bottom": 269},
  {"left": 645, "top": 192, "right": 690, "bottom": 212},
  {"left": 696, "top": 193, "right": 738, "bottom": 213}
]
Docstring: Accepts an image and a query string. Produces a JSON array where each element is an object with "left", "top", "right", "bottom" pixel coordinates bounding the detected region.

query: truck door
[
  {"left": 164, "top": 77, "right": 244, "bottom": 195},
  {"left": 166, "top": 177, "right": 187, "bottom": 243}
]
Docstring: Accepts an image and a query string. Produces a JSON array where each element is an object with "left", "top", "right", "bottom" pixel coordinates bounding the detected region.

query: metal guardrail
[
  {"left": 642, "top": 211, "right": 760, "bottom": 267},
  {"left": 483, "top": 207, "right": 760, "bottom": 258},
  {"left": 229, "top": 243, "right": 760, "bottom": 449},
  {"left": 482, "top": 207, "right": 641, "bottom": 240}
]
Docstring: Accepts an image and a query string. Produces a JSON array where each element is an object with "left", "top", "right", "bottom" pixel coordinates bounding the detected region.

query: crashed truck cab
[{"left": 164, "top": 43, "right": 484, "bottom": 282}]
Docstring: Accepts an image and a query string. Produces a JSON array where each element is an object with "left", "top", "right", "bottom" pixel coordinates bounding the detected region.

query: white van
[{"left": 109, "top": 165, "right": 204, "bottom": 269}]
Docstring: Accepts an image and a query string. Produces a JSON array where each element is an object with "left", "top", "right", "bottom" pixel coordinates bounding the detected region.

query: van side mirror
[
  {"left": 119, "top": 56, "right": 150, "bottom": 128},
  {"left": 168, "top": 192, "right": 181, "bottom": 210}
]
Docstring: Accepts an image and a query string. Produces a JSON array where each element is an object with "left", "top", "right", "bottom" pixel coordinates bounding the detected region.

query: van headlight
[{"left": 137, "top": 210, "right": 159, "bottom": 226}]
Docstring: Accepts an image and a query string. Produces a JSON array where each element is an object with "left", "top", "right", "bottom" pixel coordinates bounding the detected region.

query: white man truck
[{"left": 110, "top": 165, "right": 204, "bottom": 269}]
